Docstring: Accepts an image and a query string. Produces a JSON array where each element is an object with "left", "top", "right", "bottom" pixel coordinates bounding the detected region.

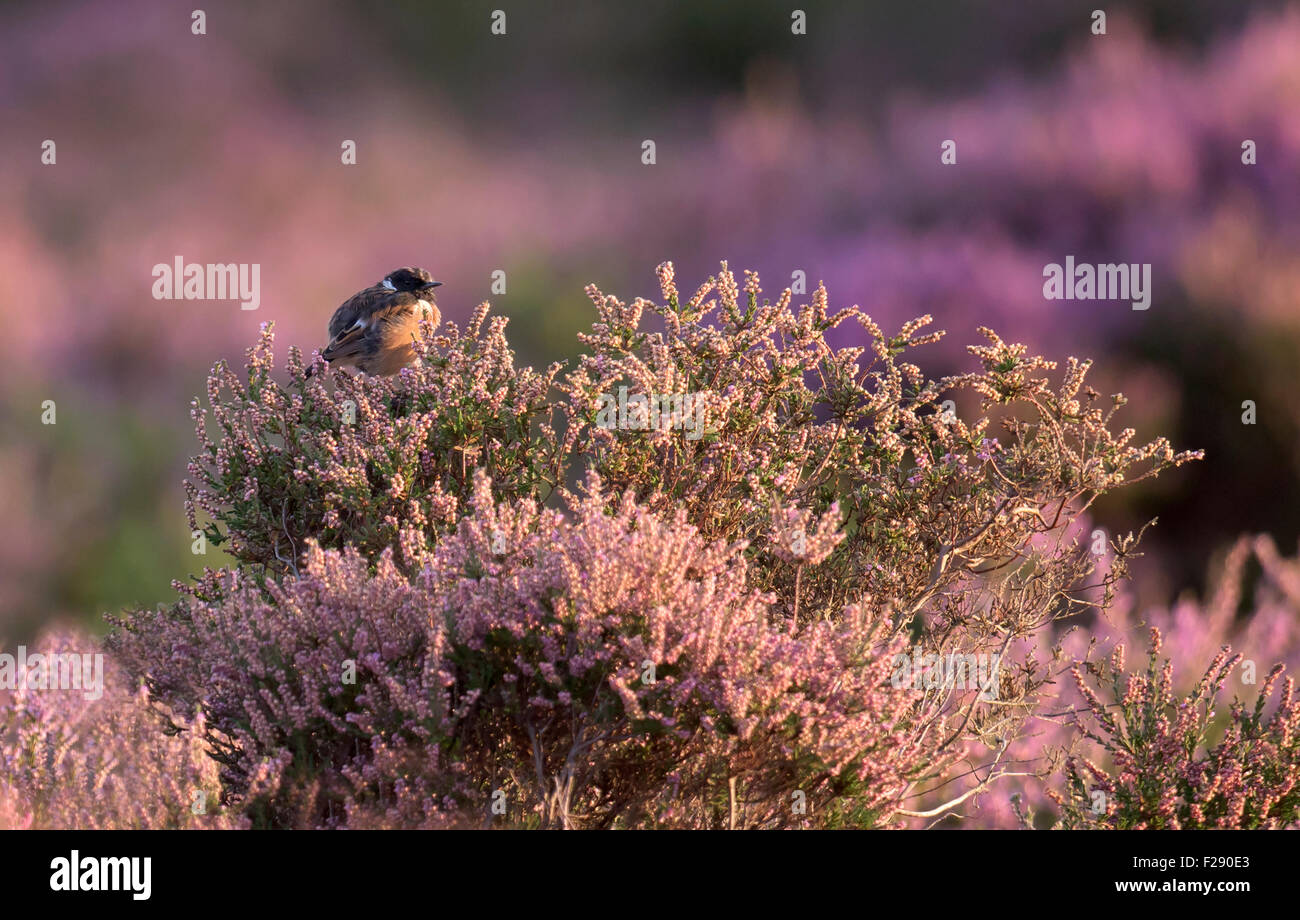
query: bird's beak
[{"left": 426, "top": 281, "right": 443, "bottom": 288}]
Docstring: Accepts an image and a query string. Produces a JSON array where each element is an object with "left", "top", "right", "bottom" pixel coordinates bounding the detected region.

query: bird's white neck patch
[{"left": 380, "top": 278, "right": 396, "bottom": 291}]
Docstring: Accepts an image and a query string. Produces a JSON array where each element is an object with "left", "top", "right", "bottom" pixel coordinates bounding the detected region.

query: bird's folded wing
[{"left": 327, "top": 285, "right": 392, "bottom": 339}]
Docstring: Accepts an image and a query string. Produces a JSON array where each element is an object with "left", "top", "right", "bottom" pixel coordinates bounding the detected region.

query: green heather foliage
[{"left": 11, "top": 263, "right": 1286, "bottom": 830}]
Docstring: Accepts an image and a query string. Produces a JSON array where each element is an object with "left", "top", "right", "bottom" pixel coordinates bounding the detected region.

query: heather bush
[
  {"left": 112, "top": 470, "right": 953, "bottom": 829},
  {"left": 109, "top": 545, "right": 465, "bottom": 828},
  {"left": 425, "top": 470, "right": 957, "bottom": 828},
  {"left": 185, "top": 303, "right": 562, "bottom": 578},
  {"left": 1054, "top": 628, "right": 1300, "bottom": 829},
  {"left": 97, "top": 263, "right": 1226, "bottom": 829},
  {"left": 557, "top": 264, "right": 1200, "bottom": 767},
  {"left": 563, "top": 263, "right": 1190, "bottom": 621}
]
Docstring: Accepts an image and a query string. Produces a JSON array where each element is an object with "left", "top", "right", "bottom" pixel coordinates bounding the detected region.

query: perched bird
[{"left": 306, "top": 267, "right": 442, "bottom": 377}]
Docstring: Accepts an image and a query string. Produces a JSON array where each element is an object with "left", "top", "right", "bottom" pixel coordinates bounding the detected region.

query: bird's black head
[{"left": 384, "top": 267, "right": 442, "bottom": 292}]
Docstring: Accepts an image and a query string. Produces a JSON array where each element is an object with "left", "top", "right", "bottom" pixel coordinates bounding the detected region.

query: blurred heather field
[{"left": 2, "top": 0, "right": 1300, "bottom": 831}]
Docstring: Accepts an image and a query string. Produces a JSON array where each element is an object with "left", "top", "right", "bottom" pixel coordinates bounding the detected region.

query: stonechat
[{"left": 307, "top": 267, "right": 442, "bottom": 376}]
